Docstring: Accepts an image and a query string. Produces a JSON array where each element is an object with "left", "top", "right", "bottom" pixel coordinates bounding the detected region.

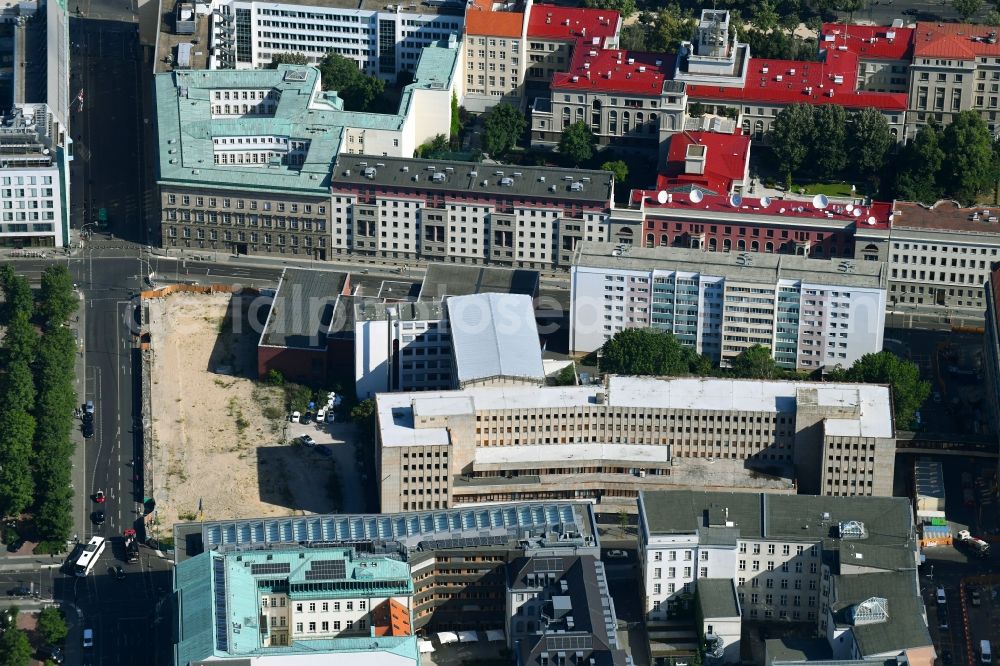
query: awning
[
  {"left": 486, "top": 629, "right": 505, "bottom": 642},
  {"left": 436, "top": 632, "right": 460, "bottom": 645},
  {"left": 459, "top": 630, "right": 479, "bottom": 642},
  {"left": 418, "top": 639, "right": 436, "bottom": 653}
]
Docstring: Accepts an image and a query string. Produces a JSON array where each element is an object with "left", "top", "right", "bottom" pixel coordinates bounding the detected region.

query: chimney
[{"left": 685, "top": 143, "right": 707, "bottom": 176}]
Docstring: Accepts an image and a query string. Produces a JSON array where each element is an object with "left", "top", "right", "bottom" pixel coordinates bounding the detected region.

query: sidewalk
[{"left": 71, "top": 289, "right": 88, "bottom": 548}]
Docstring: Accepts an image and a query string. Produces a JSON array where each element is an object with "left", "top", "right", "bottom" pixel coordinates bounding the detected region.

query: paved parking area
[
  {"left": 287, "top": 418, "right": 367, "bottom": 514},
  {"left": 420, "top": 635, "right": 509, "bottom": 666}
]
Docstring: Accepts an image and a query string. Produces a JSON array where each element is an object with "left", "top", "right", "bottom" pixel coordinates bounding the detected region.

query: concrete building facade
[
  {"left": 570, "top": 241, "right": 887, "bottom": 370},
  {"left": 374, "top": 375, "right": 895, "bottom": 514}
]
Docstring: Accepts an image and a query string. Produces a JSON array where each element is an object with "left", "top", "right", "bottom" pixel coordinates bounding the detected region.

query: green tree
[
  {"left": 619, "top": 22, "right": 649, "bottom": 50},
  {"left": 954, "top": 0, "right": 984, "bottom": 21},
  {"left": 38, "top": 265, "right": 77, "bottom": 326},
  {"left": 583, "top": 0, "right": 637, "bottom": 18},
  {"left": 0, "top": 407, "right": 36, "bottom": 519},
  {"left": 351, "top": 398, "right": 377, "bottom": 443},
  {"left": 729, "top": 345, "right": 781, "bottom": 379},
  {"left": 829, "top": 351, "right": 930, "bottom": 430},
  {"left": 769, "top": 104, "right": 814, "bottom": 181},
  {"left": 415, "top": 134, "right": 449, "bottom": 159},
  {"left": 267, "top": 52, "right": 309, "bottom": 67},
  {"left": 618, "top": 509, "right": 630, "bottom": 534},
  {"left": 559, "top": 121, "right": 596, "bottom": 165},
  {"left": 647, "top": 5, "right": 696, "bottom": 52},
  {"left": 0, "top": 624, "right": 31, "bottom": 666},
  {"left": 551, "top": 363, "right": 577, "bottom": 386},
  {"left": 318, "top": 52, "right": 384, "bottom": 112},
  {"left": 849, "top": 107, "right": 893, "bottom": 185},
  {"left": 940, "top": 110, "right": 994, "bottom": 204},
  {"left": 598, "top": 328, "right": 700, "bottom": 376},
  {"left": 811, "top": 105, "right": 847, "bottom": 179},
  {"left": 751, "top": 0, "right": 780, "bottom": 32},
  {"left": 894, "top": 124, "right": 944, "bottom": 203},
  {"left": 450, "top": 91, "right": 461, "bottom": 141},
  {"left": 482, "top": 103, "right": 526, "bottom": 157},
  {"left": 36, "top": 607, "right": 68, "bottom": 646},
  {"left": 0, "top": 267, "right": 32, "bottom": 326},
  {"left": 839, "top": 0, "right": 864, "bottom": 22},
  {"left": 600, "top": 160, "right": 629, "bottom": 185}
]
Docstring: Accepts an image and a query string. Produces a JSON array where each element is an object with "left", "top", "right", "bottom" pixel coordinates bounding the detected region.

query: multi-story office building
[
  {"left": 524, "top": 4, "right": 620, "bottom": 88},
  {"left": 637, "top": 491, "right": 934, "bottom": 664},
  {"left": 462, "top": 0, "right": 529, "bottom": 112},
  {"left": 329, "top": 154, "right": 617, "bottom": 267},
  {"left": 354, "top": 291, "right": 545, "bottom": 398},
  {"left": 175, "top": 501, "right": 602, "bottom": 634},
  {"left": 206, "top": 0, "right": 464, "bottom": 79},
  {"left": 375, "top": 374, "right": 894, "bottom": 513},
  {"left": 570, "top": 241, "right": 887, "bottom": 369},
  {"left": 886, "top": 200, "right": 1000, "bottom": 326},
  {"left": 174, "top": 545, "right": 418, "bottom": 663},
  {"left": 820, "top": 22, "right": 913, "bottom": 94},
  {"left": 155, "top": 50, "right": 460, "bottom": 258},
  {"left": 0, "top": 104, "right": 69, "bottom": 248}
]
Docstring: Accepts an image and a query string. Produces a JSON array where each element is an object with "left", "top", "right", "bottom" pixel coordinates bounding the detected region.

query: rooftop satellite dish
[
  {"left": 729, "top": 193, "right": 743, "bottom": 208},
  {"left": 760, "top": 196, "right": 772, "bottom": 209},
  {"left": 866, "top": 216, "right": 877, "bottom": 225},
  {"left": 689, "top": 189, "right": 704, "bottom": 204},
  {"left": 812, "top": 194, "right": 829, "bottom": 210},
  {"left": 779, "top": 207, "right": 786, "bottom": 214},
  {"left": 656, "top": 190, "right": 668, "bottom": 204},
  {"left": 845, "top": 204, "right": 854, "bottom": 213},
  {"left": 853, "top": 208, "right": 862, "bottom": 218}
]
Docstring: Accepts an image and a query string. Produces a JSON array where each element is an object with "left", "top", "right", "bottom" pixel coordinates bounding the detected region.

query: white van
[
  {"left": 982, "top": 640, "right": 992, "bottom": 664},
  {"left": 936, "top": 587, "right": 947, "bottom": 604}
]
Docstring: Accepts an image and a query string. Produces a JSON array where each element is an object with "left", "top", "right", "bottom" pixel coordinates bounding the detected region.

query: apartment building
[
  {"left": 328, "top": 154, "right": 617, "bottom": 268},
  {"left": 155, "top": 50, "right": 460, "bottom": 257},
  {"left": 354, "top": 291, "right": 544, "bottom": 398},
  {"left": 178, "top": 500, "right": 602, "bottom": 633},
  {"left": 375, "top": 374, "right": 894, "bottom": 513},
  {"left": 637, "top": 491, "right": 934, "bottom": 665},
  {"left": 570, "top": 241, "right": 887, "bottom": 370},
  {"left": 506, "top": 555, "right": 628, "bottom": 665},
  {"left": 173, "top": 545, "right": 418, "bottom": 664},
  {"left": 0, "top": 104, "right": 69, "bottom": 248},
  {"left": 887, "top": 200, "right": 1000, "bottom": 326},
  {"left": 462, "top": 0, "right": 529, "bottom": 112},
  {"left": 820, "top": 22, "right": 913, "bottom": 94},
  {"left": 206, "top": 0, "right": 463, "bottom": 79}
]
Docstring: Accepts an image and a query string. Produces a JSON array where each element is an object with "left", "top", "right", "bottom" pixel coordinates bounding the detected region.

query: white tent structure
[
  {"left": 418, "top": 640, "right": 436, "bottom": 653},
  {"left": 436, "top": 632, "right": 459, "bottom": 645},
  {"left": 458, "top": 630, "right": 479, "bottom": 642},
  {"left": 485, "top": 629, "right": 505, "bottom": 642}
]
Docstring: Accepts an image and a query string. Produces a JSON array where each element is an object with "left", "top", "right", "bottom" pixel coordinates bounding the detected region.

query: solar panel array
[
  {"left": 250, "top": 562, "right": 291, "bottom": 576},
  {"left": 212, "top": 557, "right": 229, "bottom": 652},
  {"left": 419, "top": 535, "right": 509, "bottom": 551},
  {"left": 545, "top": 634, "right": 591, "bottom": 651},
  {"left": 304, "top": 559, "right": 346, "bottom": 581}
]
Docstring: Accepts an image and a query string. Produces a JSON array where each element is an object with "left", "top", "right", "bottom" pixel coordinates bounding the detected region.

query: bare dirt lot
[{"left": 145, "top": 291, "right": 353, "bottom": 535}]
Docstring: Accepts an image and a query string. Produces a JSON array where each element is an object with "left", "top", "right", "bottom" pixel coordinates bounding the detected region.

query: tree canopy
[
  {"left": 0, "top": 623, "right": 31, "bottom": 666},
  {"left": 811, "top": 105, "right": 848, "bottom": 180},
  {"left": 267, "top": 52, "right": 309, "bottom": 67},
  {"left": 620, "top": 6, "right": 695, "bottom": 53},
  {"left": 849, "top": 108, "right": 893, "bottom": 185},
  {"left": 318, "top": 53, "right": 385, "bottom": 112},
  {"left": 953, "top": 0, "right": 984, "bottom": 21},
  {"left": 559, "top": 122, "right": 596, "bottom": 166},
  {"left": 598, "top": 328, "right": 707, "bottom": 376},
  {"left": 482, "top": 103, "right": 526, "bottom": 157},
  {"left": 38, "top": 265, "right": 77, "bottom": 325},
  {"left": 583, "top": 0, "right": 636, "bottom": 18},
  {"left": 601, "top": 160, "right": 629, "bottom": 185},
  {"left": 828, "top": 351, "right": 930, "bottom": 430},
  {"left": 415, "top": 134, "right": 449, "bottom": 160},
  {"left": 940, "top": 111, "right": 994, "bottom": 204},
  {"left": 769, "top": 104, "right": 814, "bottom": 180},
  {"left": 728, "top": 345, "right": 781, "bottom": 380},
  {"left": 36, "top": 607, "right": 68, "bottom": 646},
  {"left": 894, "top": 124, "right": 944, "bottom": 204}
]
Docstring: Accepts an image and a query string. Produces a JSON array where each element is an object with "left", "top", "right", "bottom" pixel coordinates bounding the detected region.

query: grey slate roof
[
  {"left": 259, "top": 268, "right": 348, "bottom": 349},
  {"left": 331, "top": 154, "right": 614, "bottom": 204},
  {"left": 446, "top": 293, "right": 545, "bottom": 385},
  {"left": 419, "top": 264, "right": 540, "bottom": 301},
  {"left": 697, "top": 578, "right": 740, "bottom": 619},
  {"left": 831, "top": 571, "right": 932, "bottom": 657},
  {"left": 765, "top": 638, "right": 832, "bottom": 664}
]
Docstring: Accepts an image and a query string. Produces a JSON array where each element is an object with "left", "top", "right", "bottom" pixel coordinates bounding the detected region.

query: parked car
[
  {"left": 94, "top": 490, "right": 105, "bottom": 503},
  {"left": 82, "top": 629, "right": 93, "bottom": 649},
  {"left": 82, "top": 421, "right": 94, "bottom": 438},
  {"left": 605, "top": 549, "right": 629, "bottom": 560},
  {"left": 301, "top": 412, "right": 313, "bottom": 424},
  {"left": 933, "top": 392, "right": 942, "bottom": 403},
  {"left": 7, "top": 583, "right": 32, "bottom": 597},
  {"left": 112, "top": 566, "right": 126, "bottom": 581},
  {"left": 84, "top": 400, "right": 95, "bottom": 416},
  {"left": 972, "top": 588, "right": 982, "bottom": 607},
  {"left": 6, "top": 539, "right": 23, "bottom": 553},
  {"left": 298, "top": 435, "right": 316, "bottom": 447},
  {"left": 326, "top": 411, "right": 336, "bottom": 424},
  {"left": 91, "top": 511, "right": 105, "bottom": 526},
  {"left": 316, "top": 409, "right": 326, "bottom": 424},
  {"left": 38, "top": 646, "right": 63, "bottom": 664},
  {"left": 290, "top": 411, "right": 301, "bottom": 423}
]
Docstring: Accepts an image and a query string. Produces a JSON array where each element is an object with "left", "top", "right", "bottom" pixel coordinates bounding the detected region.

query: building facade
[
  {"left": 375, "top": 375, "right": 894, "bottom": 514},
  {"left": 462, "top": 0, "right": 529, "bottom": 112},
  {"left": 570, "top": 241, "right": 887, "bottom": 370},
  {"left": 206, "top": 0, "right": 463, "bottom": 79},
  {"left": 638, "top": 491, "right": 934, "bottom": 664}
]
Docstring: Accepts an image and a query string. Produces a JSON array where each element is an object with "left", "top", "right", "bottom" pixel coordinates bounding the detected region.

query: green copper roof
[{"left": 155, "top": 42, "right": 460, "bottom": 196}]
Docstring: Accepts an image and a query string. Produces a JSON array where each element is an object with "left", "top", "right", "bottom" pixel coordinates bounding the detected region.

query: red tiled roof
[
  {"left": 630, "top": 189, "right": 894, "bottom": 229},
  {"left": 466, "top": 0, "right": 524, "bottom": 37},
  {"left": 551, "top": 49, "right": 675, "bottom": 95},
  {"left": 687, "top": 53, "right": 908, "bottom": 111},
  {"left": 820, "top": 23, "right": 914, "bottom": 60},
  {"left": 527, "top": 4, "right": 619, "bottom": 42},
  {"left": 914, "top": 22, "right": 1000, "bottom": 58},
  {"left": 658, "top": 131, "right": 750, "bottom": 196}
]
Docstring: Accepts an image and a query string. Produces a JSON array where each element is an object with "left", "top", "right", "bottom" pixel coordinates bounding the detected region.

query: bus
[{"left": 74, "top": 536, "right": 106, "bottom": 577}]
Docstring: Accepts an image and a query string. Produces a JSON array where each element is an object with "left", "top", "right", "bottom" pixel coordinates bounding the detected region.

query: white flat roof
[
  {"left": 376, "top": 376, "right": 892, "bottom": 447},
  {"left": 476, "top": 443, "right": 672, "bottom": 465},
  {"left": 447, "top": 293, "right": 545, "bottom": 384}
]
